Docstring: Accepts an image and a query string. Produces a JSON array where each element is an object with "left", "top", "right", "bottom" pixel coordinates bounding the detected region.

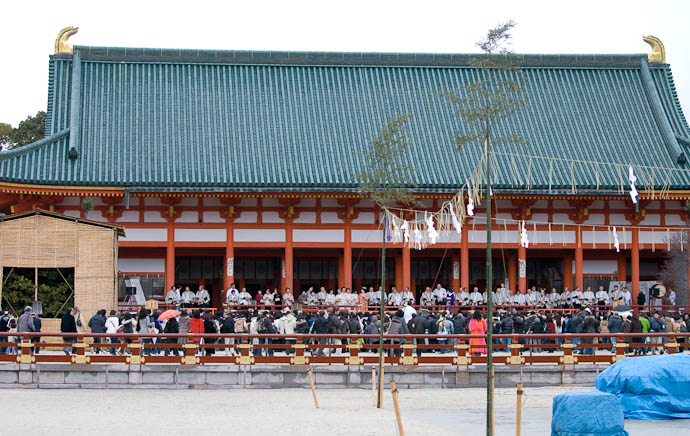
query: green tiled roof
[{"left": 2, "top": 46, "right": 690, "bottom": 193}]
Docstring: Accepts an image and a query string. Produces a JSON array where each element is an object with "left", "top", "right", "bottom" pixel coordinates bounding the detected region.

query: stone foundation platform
[{"left": 0, "top": 363, "right": 605, "bottom": 389}]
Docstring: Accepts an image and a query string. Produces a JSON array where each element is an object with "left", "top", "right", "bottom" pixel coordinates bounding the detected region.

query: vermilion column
[
  {"left": 344, "top": 223, "right": 352, "bottom": 289},
  {"left": 575, "top": 228, "right": 584, "bottom": 291},
  {"left": 461, "top": 224, "right": 469, "bottom": 290},
  {"left": 224, "top": 224, "right": 234, "bottom": 291},
  {"left": 617, "top": 254, "right": 627, "bottom": 282},
  {"left": 518, "top": 244, "right": 527, "bottom": 293},
  {"left": 165, "top": 223, "right": 175, "bottom": 290},
  {"left": 285, "top": 223, "right": 294, "bottom": 292},
  {"left": 632, "top": 228, "right": 640, "bottom": 304},
  {"left": 402, "top": 245, "right": 411, "bottom": 293},
  {"left": 563, "top": 254, "right": 573, "bottom": 290}
]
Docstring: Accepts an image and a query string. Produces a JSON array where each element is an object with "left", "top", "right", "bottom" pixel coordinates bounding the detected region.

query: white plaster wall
[
  {"left": 262, "top": 198, "right": 280, "bottom": 207},
  {"left": 175, "top": 211, "right": 199, "bottom": 223},
  {"left": 175, "top": 228, "right": 226, "bottom": 242},
  {"left": 85, "top": 211, "right": 108, "bottom": 222},
  {"left": 117, "top": 211, "right": 140, "bottom": 223},
  {"left": 665, "top": 215, "right": 685, "bottom": 225},
  {"left": 293, "top": 229, "right": 344, "bottom": 243},
  {"left": 118, "top": 258, "right": 165, "bottom": 273},
  {"left": 119, "top": 228, "right": 167, "bottom": 242},
  {"left": 352, "top": 212, "right": 375, "bottom": 224},
  {"left": 639, "top": 214, "right": 661, "bottom": 225},
  {"left": 351, "top": 229, "right": 380, "bottom": 243},
  {"left": 234, "top": 228, "right": 285, "bottom": 242},
  {"left": 63, "top": 210, "right": 80, "bottom": 218},
  {"left": 438, "top": 230, "right": 461, "bottom": 243},
  {"left": 177, "top": 197, "right": 198, "bottom": 207},
  {"left": 203, "top": 211, "right": 225, "bottom": 223},
  {"left": 552, "top": 213, "right": 570, "bottom": 224},
  {"left": 608, "top": 214, "right": 628, "bottom": 225},
  {"left": 293, "top": 212, "right": 316, "bottom": 224},
  {"left": 262, "top": 211, "right": 284, "bottom": 223},
  {"left": 143, "top": 211, "right": 166, "bottom": 223},
  {"left": 235, "top": 211, "right": 258, "bottom": 223},
  {"left": 665, "top": 200, "right": 683, "bottom": 210},
  {"left": 639, "top": 230, "right": 671, "bottom": 245},
  {"left": 321, "top": 212, "right": 343, "bottom": 224},
  {"left": 582, "top": 214, "right": 605, "bottom": 225}
]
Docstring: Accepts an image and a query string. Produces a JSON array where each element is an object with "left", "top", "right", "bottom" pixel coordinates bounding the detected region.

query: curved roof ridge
[{"left": 0, "top": 128, "right": 70, "bottom": 160}]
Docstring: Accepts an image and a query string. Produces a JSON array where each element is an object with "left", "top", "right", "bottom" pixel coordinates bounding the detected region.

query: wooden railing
[{"left": 0, "top": 332, "right": 687, "bottom": 366}]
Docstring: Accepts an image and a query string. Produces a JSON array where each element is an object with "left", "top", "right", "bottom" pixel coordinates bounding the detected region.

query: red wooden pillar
[
  {"left": 563, "top": 254, "right": 573, "bottom": 290},
  {"left": 285, "top": 223, "right": 294, "bottom": 293},
  {"left": 165, "top": 223, "right": 175, "bottom": 290},
  {"left": 344, "top": 224, "right": 352, "bottom": 289},
  {"left": 451, "top": 253, "right": 460, "bottom": 292},
  {"left": 617, "top": 254, "right": 627, "bottom": 282},
  {"left": 632, "top": 228, "right": 640, "bottom": 303},
  {"left": 402, "top": 245, "right": 411, "bottom": 293},
  {"left": 508, "top": 252, "right": 517, "bottom": 292},
  {"left": 518, "top": 243, "right": 527, "bottom": 293},
  {"left": 575, "top": 227, "right": 584, "bottom": 291},
  {"left": 395, "top": 251, "right": 403, "bottom": 291},
  {"left": 224, "top": 224, "right": 234, "bottom": 291},
  {"left": 461, "top": 224, "right": 469, "bottom": 290}
]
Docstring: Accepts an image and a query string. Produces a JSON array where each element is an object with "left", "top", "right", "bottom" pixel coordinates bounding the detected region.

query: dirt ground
[{"left": 5, "top": 386, "right": 689, "bottom": 435}]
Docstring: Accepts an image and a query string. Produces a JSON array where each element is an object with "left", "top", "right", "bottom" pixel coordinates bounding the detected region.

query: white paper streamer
[
  {"left": 449, "top": 204, "right": 462, "bottom": 234},
  {"left": 613, "top": 226, "right": 620, "bottom": 252},
  {"left": 401, "top": 220, "right": 410, "bottom": 244},
  {"left": 520, "top": 220, "right": 529, "bottom": 248},
  {"left": 425, "top": 212, "right": 439, "bottom": 245},
  {"left": 628, "top": 166, "right": 638, "bottom": 204}
]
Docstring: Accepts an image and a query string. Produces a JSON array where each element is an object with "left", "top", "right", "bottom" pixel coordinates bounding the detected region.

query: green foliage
[
  {"left": 355, "top": 114, "right": 417, "bottom": 208},
  {"left": 2, "top": 268, "right": 73, "bottom": 318},
  {"left": 0, "top": 123, "right": 12, "bottom": 150},
  {"left": 81, "top": 197, "right": 95, "bottom": 211},
  {"left": 0, "top": 111, "right": 46, "bottom": 151},
  {"left": 440, "top": 21, "right": 526, "bottom": 151}
]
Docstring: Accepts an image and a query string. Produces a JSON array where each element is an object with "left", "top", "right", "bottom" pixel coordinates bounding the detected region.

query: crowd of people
[
  {"left": 0, "top": 281, "right": 686, "bottom": 357},
  {"left": 164, "top": 282, "right": 678, "bottom": 311},
  {"left": 53, "top": 304, "right": 689, "bottom": 358}
]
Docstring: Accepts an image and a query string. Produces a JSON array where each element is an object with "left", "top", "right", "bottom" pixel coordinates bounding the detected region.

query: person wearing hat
[{"left": 16, "top": 306, "right": 35, "bottom": 336}]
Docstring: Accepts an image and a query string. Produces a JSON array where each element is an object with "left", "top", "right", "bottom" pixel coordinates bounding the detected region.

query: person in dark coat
[
  {"left": 410, "top": 310, "right": 428, "bottom": 356},
  {"left": 60, "top": 308, "right": 78, "bottom": 355},
  {"left": 163, "top": 316, "right": 180, "bottom": 356},
  {"left": 311, "top": 311, "right": 329, "bottom": 356},
  {"left": 203, "top": 312, "right": 217, "bottom": 356},
  {"left": 88, "top": 309, "right": 107, "bottom": 354},
  {"left": 630, "top": 314, "right": 644, "bottom": 355},
  {"left": 31, "top": 313, "right": 42, "bottom": 354},
  {"left": 581, "top": 311, "right": 600, "bottom": 355}
]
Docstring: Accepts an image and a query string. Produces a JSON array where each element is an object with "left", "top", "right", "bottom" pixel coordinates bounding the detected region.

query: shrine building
[{"left": 1, "top": 29, "right": 689, "bottom": 308}]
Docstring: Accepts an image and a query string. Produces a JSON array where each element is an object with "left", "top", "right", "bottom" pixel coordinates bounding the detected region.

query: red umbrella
[{"left": 157, "top": 309, "right": 181, "bottom": 321}]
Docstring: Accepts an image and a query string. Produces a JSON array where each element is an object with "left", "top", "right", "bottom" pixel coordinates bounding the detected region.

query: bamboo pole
[
  {"left": 372, "top": 366, "right": 377, "bottom": 406},
  {"left": 307, "top": 367, "right": 319, "bottom": 408},
  {"left": 390, "top": 380, "right": 405, "bottom": 436},
  {"left": 516, "top": 382, "right": 523, "bottom": 436},
  {"left": 379, "top": 362, "right": 384, "bottom": 407}
]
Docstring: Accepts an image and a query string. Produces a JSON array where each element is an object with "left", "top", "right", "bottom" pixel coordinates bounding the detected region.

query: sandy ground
[{"left": 6, "top": 386, "right": 690, "bottom": 436}]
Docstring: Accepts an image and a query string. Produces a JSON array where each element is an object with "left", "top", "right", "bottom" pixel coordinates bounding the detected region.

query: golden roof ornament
[
  {"left": 55, "top": 27, "right": 79, "bottom": 54},
  {"left": 643, "top": 35, "right": 665, "bottom": 63}
]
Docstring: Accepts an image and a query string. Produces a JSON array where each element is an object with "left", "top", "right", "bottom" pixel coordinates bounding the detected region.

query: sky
[{"left": 1, "top": 0, "right": 689, "bottom": 127}]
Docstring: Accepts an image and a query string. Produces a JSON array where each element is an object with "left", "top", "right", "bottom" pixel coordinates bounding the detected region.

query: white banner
[
  {"left": 519, "top": 259, "right": 526, "bottom": 278},
  {"left": 226, "top": 257, "right": 234, "bottom": 277}
]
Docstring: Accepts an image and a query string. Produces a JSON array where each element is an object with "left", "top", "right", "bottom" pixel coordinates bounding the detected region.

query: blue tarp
[
  {"left": 551, "top": 391, "right": 628, "bottom": 436},
  {"left": 595, "top": 353, "right": 690, "bottom": 420}
]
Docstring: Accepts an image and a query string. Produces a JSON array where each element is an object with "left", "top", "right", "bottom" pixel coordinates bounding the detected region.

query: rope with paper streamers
[
  {"left": 383, "top": 205, "right": 688, "bottom": 251},
  {"left": 470, "top": 150, "right": 690, "bottom": 199}
]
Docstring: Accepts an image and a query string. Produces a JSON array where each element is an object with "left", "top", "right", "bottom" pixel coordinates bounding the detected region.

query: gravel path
[{"left": 5, "top": 386, "right": 688, "bottom": 435}]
